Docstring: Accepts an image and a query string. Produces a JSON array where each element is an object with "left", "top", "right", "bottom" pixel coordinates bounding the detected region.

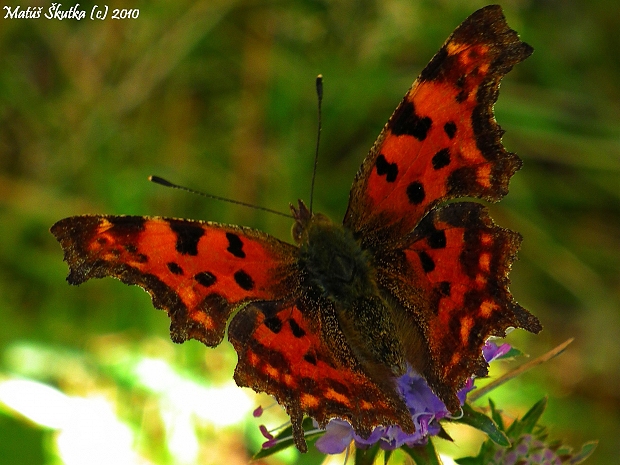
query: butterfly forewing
[
  {"left": 344, "top": 5, "right": 533, "bottom": 244},
  {"left": 51, "top": 215, "right": 298, "bottom": 346}
]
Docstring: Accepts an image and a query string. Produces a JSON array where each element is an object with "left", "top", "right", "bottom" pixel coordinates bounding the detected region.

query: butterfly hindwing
[
  {"left": 377, "top": 202, "right": 541, "bottom": 410},
  {"left": 51, "top": 215, "right": 298, "bottom": 346},
  {"left": 228, "top": 301, "right": 414, "bottom": 453}
]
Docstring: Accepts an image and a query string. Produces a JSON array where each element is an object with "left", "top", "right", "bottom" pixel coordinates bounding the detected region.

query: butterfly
[{"left": 51, "top": 5, "right": 541, "bottom": 453}]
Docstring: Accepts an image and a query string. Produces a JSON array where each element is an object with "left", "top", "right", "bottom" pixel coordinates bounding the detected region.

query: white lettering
[
  {"left": 44, "top": 3, "right": 86, "bottom": 20},
  {"left": 5, "top": 4, "right": 94, "bottom": 21},
  {"left": 44, "top": 3, "right": 57, "bottom": 19},
  {"left": 3, "top": 6, "right": 44, "bottom": 19},
  {"left": 4, "top": 6, "right": 21, "bottom": 19}
]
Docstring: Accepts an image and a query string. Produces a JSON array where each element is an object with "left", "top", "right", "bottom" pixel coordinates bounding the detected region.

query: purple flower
[
  {"left": 489, "top": 432, "right": 588, "bottom": 465},
  {"left": 259, "top": 424, "right": 277, "bottom": 449},
  {"left": 315, "top": 340, "right": 509, "bottom": 454},
  {"left": 483, "top": 341, "right": 511, "bottom": 362}
]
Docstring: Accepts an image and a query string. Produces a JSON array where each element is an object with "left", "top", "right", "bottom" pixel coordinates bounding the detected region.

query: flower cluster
[
  {"left": 313, "top": 341, "right": 511, "bottom": 454},
  {"left": 459, "top": 397, "right": 597, "bottom": 465},
  {"left": 491, "top": 434, "right": 566, "bottom": 465},
  {"left": 255, "top": 340, "right": 596, "bottom": 464}
]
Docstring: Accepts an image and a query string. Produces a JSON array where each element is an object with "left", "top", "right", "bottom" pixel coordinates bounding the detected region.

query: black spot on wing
[
  {"left": 264, "top": 316, "right": 282, "bottom": 334},
  {"left": 375, "top": 154, "right": 398, "bottom": 182},
  {"left": 169, "top": 221, "right": 204, "bottom": 256},
  {"left": 439, "top": 281, "right": 451, "bottom": 297},
  {"left": 303, "top": 352, "right": 317, "bottom": 365},
  {"left": 289, "top": 319, "right": 306, "bottom": 338},
  {"left": 428, "top": 230, "right": 447, "bottom": 249},
  {"left": 406, "top": 181, "right": 425, "bottom": 204},
  {"left": 390, "top": 101, "right": 432, "bottom": 141},
  {"left": 444, "top": 121, "right": 457, "bottom": 139},
  {"left": 167, "top": 262, "right": 184, "bottom": 275},
  {"left": 108, "top": 216, "right": 147, "bottom": 233},
  {"left": 418, "top": 251, "right": 435, "bottom": 273},
  {"left": 195, "top": 271, "right": 216, "bottom": 288},
  {"left": 234, "top": 269, "right": 254, "bottom": 291},
  {"left": 226, "top": 232, "right": 246, "bottom": 258},
  {"left": 432, "top": 148, "right": 451, "bottom": 170}
]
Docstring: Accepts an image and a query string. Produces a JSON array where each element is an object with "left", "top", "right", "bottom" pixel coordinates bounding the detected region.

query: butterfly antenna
[
  {"left": 309, "top": 74, "right": 323, "bottom": 214},
  {"left": 149, "top": 175, "right": 292, "bottom": 218}
]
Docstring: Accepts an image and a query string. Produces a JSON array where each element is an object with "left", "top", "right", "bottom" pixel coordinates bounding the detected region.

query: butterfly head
[{"left": 290, "top": 199, "right": 332, "bottom": 245}]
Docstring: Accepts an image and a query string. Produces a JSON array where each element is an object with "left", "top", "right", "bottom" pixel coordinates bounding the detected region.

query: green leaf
[
  {"left": 488, "top": 398, "right": 505, "bottom": 431},
  {"left": 402, "top": 439, "right": 442, "bottom": 465},
  {"left": 569, "top": 441, "right": 598, "bottom": 464},
  {"left": 454, "top": 438, "right": 498, "bottom": 465},
  {"left": 506, "top": 397, "right": 547, "bottom": 438},
  {"left": 454, "top": 457, "right": 482, "bottom": 465},
  {"left": 252, "top": 417, "right": 321, "bottom": 459},
  {"left": 452, "top": 403, "right": 509, "bottom": 446},
  {"left": 456, "top": 399, "right": 596, "bottom": 465},
  {"left": 436, "top": 424, "right": 453, "bottom": 442}
]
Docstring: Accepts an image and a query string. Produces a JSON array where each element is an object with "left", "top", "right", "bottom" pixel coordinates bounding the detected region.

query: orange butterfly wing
[
  {"left": 52, "top": 215, "right": 417, "bottom": 453},
  {"left": 343, "top": 5, "right": 540, "bottom": 412},
  {"left": 51, "top": 215, "right": 298, "bottom": 346},
  {"left": 376, "top": 203, "right": 541, "bottom": 411},
  {"left": 229, "top": 302, "right": 414, "bottom": 453},
  {"left": 344, "top": 5, "right": 532, "bottom": 243}
]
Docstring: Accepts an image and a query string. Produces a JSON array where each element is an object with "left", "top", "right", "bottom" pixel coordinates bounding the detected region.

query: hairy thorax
[
  {"left": 292, "top": 201, "right": 407, "bottom": 377},
  {"left": 300, "top": 216, "right": 375, "bottom": 304}
]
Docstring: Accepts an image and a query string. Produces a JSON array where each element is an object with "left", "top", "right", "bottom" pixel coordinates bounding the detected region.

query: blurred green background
[{"left": 1, "top": 0, "right": 618, "bottom": 464}]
